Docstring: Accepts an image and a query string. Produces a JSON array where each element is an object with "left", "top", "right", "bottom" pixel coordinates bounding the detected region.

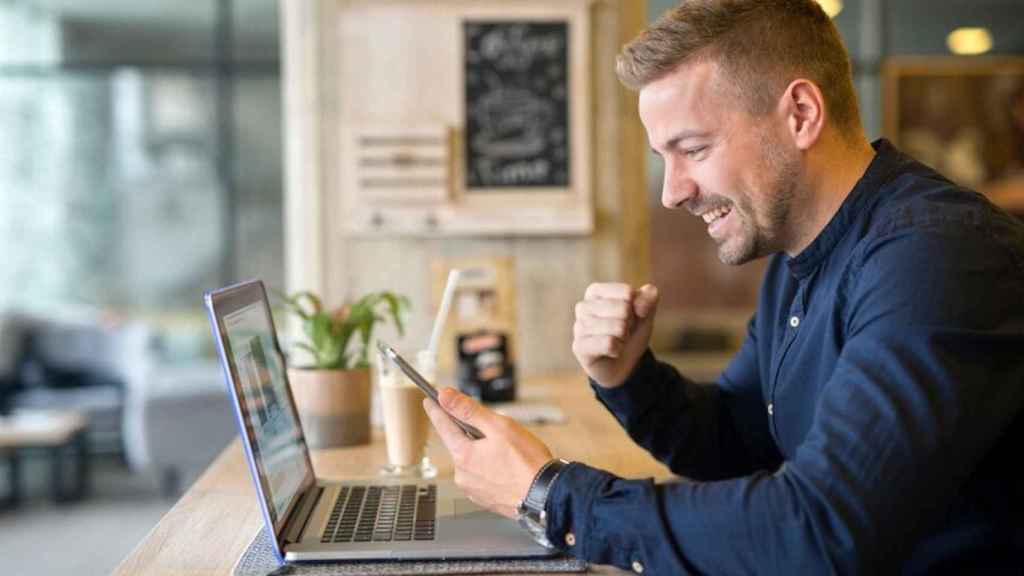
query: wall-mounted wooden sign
[
  {"left": 337, "top": 0, "right": 593, "bottom": 237},
  {"left": 464, "top": 21, "right": 570, "bottom": 190}
]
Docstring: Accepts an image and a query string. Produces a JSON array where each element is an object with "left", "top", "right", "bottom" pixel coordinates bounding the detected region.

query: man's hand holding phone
[
  {"left": 423, "top": 387, "right": 553, "bottom": 520},
  {"left": 377, "top": 342, "right": 485, "bottom": 440},
  {"left": 572, "top": 282, "right": 659, "bottom": 388},
  {"left": 380, "top": 342, "right": 552, "bottom": 518}
]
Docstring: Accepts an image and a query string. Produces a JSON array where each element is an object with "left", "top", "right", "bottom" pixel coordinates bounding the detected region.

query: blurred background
[{"left": 0, "top": 0, "right": 1022, "bottom": 573}]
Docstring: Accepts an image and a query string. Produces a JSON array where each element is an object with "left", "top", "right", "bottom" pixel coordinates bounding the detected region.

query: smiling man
[{"left": 423, "top": 0, "right": 1024, "bottom": 573}]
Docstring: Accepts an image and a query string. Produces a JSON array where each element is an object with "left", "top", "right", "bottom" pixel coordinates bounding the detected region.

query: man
[{"left": 423, "top": 0, "right": 1024, "bottom": 573}]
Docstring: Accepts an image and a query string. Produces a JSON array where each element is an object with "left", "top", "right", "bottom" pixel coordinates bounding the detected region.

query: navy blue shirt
[{"left": 545, "top": 140, "right": 1024, "bottom": 574}]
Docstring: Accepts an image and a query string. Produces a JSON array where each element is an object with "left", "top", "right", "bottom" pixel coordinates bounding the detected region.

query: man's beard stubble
[{"left": 716, "top": 130, "right": 801, "bottom": 266}]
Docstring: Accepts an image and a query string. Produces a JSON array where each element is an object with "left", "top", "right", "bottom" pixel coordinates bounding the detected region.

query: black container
[{"left": 455, "top": 330, "right": 516, "bottom": 403}]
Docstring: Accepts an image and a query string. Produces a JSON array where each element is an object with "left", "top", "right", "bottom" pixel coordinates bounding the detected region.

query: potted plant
[{"left": 278, "top": 289, "right": 409, "bottom": 448}]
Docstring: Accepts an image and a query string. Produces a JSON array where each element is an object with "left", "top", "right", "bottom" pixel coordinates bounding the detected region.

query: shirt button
[
  {"left": 632, "top": 560, "right": 645, "bottom": 573},
  {"left": 565, "top": 532, "right": 576, "bottom": 547},
  {"left": 768, "top": 403, "right": 774, "bottom": 416},
  {"left": 789, "top": 316, "right": 800, "bottom": 328}
]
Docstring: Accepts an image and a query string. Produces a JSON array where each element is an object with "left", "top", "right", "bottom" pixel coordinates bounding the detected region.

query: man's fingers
[
  {"left": 575, "top": 297, "right": 632, "bottom": 321},
  {"left": 575, "top": 316, "right": 629, "bottom": 340},
  {"left": 584, "top": 282, "right": 633, "bottom": 301},
  {"left": 573, "top": 334, "right": 624, "bottom": 359},
  {"left": 634, "top": 284, "right": 660, "bottom": 319},
  {"left": 423, "top": 398, "right": 470, "bottom": 454}
]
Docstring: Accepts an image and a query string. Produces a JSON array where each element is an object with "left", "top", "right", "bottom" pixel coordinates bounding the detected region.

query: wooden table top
[
  {"left": 0, "top": 410, "right": 87, "bottom": 448},
  {"left": 113, "top": 372, "right": 674, "bottom": 575}
]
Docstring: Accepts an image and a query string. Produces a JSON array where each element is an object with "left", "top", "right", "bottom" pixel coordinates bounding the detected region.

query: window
[{"left": 0, "top": 0, "right": 282, "bottom": 316}]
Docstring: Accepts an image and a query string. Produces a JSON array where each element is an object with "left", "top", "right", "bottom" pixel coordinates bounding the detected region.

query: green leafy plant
[{"left": 277, "top": 290, "right": 410, "bottom": 370}]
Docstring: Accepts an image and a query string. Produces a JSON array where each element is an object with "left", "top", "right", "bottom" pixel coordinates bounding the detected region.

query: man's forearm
[{"left": 591, "top": 348, "right": 764, "bottom": 480}]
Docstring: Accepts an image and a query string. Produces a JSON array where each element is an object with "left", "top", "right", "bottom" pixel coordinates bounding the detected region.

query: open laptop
[{"left": 204, "top": 279, "right": 555, "bottom": 563}]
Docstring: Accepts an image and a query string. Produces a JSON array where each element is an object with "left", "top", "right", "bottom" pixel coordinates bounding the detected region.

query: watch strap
[{"left": 523, "top": 458, "right": 569, "bottom": 516}]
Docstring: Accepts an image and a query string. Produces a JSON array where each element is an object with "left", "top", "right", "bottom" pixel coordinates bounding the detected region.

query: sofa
[{"left": 0, "top": 311, "right": 237, "bottom": 497}]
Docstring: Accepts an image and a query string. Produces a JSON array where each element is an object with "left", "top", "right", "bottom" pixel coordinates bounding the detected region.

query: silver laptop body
[{"left": 204, "top": 279, "right": 554, "bottom": 563}]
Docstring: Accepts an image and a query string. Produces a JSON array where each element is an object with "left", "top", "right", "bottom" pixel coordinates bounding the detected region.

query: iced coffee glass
[{"left": 375, "top": 348, "right": 437, "bottom": 478}]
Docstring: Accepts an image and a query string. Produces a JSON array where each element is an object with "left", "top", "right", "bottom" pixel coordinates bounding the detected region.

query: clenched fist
[{"left": 572, "top": 283, "right": 659, "bottom": 388}]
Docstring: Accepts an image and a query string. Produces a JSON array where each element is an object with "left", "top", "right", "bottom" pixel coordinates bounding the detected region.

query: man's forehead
[
  {"left": 638, "top": 60, "right": 722, "bottom": 145},
  {"left": 640, "top": 59, "right": 719, "bottom": 102}
]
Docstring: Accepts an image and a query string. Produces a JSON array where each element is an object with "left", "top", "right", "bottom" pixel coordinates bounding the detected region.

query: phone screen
[{"left": 378, "top": 342, "right": 485, "bottom": 440}]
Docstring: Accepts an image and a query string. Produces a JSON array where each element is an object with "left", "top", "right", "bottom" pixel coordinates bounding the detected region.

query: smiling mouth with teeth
[{"left": 701, "top": 205, "right": 732, "bottom": 224}]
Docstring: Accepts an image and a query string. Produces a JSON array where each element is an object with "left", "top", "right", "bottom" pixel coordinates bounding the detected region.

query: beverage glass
[{"left": 374, "top": 348, "right": 437, "bottom": 478}]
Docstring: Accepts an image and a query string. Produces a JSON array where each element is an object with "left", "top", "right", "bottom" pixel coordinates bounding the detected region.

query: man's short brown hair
[{"left": 617, "top": 0, "right": 861, "bottom": 133}]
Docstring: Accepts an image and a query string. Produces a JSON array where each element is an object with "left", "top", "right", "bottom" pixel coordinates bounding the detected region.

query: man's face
[{"left": 639, "top": 60, "right": 801, "bottom": 265}]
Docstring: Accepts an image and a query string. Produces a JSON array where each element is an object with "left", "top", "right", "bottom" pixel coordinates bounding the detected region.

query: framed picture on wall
[{"left": 883, "top": 57, "right": 1024, "bottom": 213}]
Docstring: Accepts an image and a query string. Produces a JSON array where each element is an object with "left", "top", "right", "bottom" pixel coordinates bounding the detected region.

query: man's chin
[{"left": 715, "top": 238, "right": 760, "bottom": 266}]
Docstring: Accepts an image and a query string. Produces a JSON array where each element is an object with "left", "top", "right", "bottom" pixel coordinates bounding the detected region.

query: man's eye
[{"left": 684, "top": 146, "right": 708, "bottom": 157}]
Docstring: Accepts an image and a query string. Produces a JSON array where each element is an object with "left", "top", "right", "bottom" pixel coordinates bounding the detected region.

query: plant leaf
[
  {"left": 379, "top": 292, "right": 409, "bottom": 336},
  {"left": 278, "top": 289, "right": 411, "bottom": 371}
]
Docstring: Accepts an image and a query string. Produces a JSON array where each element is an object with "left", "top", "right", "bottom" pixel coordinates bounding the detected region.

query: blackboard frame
[
  {"left": 449, "top": 3, "right": 592, "bottom": 234},
  {"left": 463, "top": 20, "right": 571, "bottom": 190}
]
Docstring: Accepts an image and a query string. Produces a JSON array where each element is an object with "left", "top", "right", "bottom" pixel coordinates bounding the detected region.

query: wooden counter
[{"left": 113, "top": 372, "right": 674, "bottom": 575}]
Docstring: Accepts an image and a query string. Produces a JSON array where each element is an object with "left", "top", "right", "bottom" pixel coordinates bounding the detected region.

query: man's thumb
[
  {"left": 439, "top": 388, "right": 490, "bottom": 427},
  {"left": 634, "top": 284, "right": 659, "bottom": 319}
]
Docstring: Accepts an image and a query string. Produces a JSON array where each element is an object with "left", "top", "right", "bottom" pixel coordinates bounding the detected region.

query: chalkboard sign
[{"left": 464, "top": 21, "right": 570, "bottom": 189}]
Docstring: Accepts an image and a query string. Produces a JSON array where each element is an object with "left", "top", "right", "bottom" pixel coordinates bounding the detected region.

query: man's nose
[{"left": 661, "top": 167, "right": 698, "bottom": 209}]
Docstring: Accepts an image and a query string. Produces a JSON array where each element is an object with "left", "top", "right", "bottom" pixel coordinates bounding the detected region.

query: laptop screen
[{"left": 218, "top": 291, "right": 310, "bottom": 528}]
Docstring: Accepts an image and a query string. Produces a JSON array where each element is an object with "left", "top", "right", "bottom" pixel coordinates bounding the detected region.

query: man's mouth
[
  {"left": 700, "top": 205, "right": 733, "bottom": 238},
  {"left": 701, "top": 205, "right": 731, "bottom": 224}
]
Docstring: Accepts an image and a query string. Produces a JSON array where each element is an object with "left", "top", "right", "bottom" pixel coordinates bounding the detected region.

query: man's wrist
[
  {"left": 522, "top": 458, "right": 569, "bottom": 516},
  {"left": 517, "top": 458, "right": 570, "bottom": 547}
]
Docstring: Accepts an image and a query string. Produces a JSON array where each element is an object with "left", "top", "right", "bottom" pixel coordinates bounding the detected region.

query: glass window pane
[
  {"left": 71, "top": 2, "right": 217, "bottom": 65},
  {"left": 232, "top": 75, "right": 284, "bottom": 290},
  {"left": 0, "top": 71, "right": 226, "bottom": 311},
  {"left": 887, "top": 0, "right": 1024, "bottom": 56},
  {"left": 233, "top": 0, "right": 279, "bottom": 63},
  {"left": 1, "top": 1, "right": 282, "bottom": 316}
]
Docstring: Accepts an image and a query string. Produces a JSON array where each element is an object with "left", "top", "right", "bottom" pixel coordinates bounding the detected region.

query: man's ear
[{"left": 778, "top": 79, "right": 825, "bottom": 150}]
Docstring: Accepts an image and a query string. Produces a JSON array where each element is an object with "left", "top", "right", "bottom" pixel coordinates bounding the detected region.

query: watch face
[{"left": 517, "top": 515, "right": 555, "bottom": 549}]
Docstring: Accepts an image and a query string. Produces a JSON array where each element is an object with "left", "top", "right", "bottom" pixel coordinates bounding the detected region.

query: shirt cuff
[
  {"left": 543, "top": 462, "right": 671, "bottom": 573},
  {"left": 589, "top": 348, "right": 662, "bottom": 424},
  {"left": 543, "top": 461, "right": 609, "bottom": 553}
]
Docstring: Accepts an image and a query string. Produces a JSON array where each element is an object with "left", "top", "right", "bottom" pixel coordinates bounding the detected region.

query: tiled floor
[{"left": 0, "top": 455, "right": 173, "bottom": 576}]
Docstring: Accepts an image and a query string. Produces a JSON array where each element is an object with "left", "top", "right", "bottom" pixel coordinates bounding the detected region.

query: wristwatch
[{"left": 516, "top": 458, "right": 570, "bottom": 548}]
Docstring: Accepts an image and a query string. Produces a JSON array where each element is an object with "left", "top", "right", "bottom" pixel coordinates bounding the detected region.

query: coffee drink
[
  {"left": 376, "top": 349, "right": 437, "bottom": 477},
  {"left": 379, "top": 382, "right": 429, "bottom": 467}
]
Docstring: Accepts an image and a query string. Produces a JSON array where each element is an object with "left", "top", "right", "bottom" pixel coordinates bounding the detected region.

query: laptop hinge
[{"left": 282, "top": 485, "right": 324, "bottom": 544}]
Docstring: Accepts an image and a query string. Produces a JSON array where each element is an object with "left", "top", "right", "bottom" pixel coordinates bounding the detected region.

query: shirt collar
[{"left": 785, "top": 138, "right": 902, "bottom": 279}]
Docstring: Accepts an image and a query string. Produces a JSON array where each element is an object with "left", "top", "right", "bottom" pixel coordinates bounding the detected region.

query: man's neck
[{"left": 786, "top": 134, "right": 876, "bottom": 256}]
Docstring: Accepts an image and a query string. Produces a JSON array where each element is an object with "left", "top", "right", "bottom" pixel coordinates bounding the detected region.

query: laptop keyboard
[{"left": 321, "top": 485, "right": 436, "bottom": 543}]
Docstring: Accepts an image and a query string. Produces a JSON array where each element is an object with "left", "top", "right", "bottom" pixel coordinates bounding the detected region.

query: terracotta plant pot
[{"left": 287, "top": 367, "right": 371, "bottom": 448}]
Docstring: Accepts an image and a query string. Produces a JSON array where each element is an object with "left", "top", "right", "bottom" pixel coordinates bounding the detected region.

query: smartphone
[{"left": 377, "top": 341, "right": 486, "bottom": 440}]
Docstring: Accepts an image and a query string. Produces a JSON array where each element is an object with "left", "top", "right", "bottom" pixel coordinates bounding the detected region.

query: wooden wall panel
[{"left": 283, "top": 0, "right": 647, "bottom": 377}]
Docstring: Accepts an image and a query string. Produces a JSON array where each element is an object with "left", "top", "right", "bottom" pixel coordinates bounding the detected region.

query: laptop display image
[{"left": 204, "top": 279, "right": 554, "bottom": 563}]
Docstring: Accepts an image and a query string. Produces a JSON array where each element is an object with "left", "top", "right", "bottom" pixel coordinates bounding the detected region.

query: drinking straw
[{"left": 427, "top": 268, "right": 461, "bottom": 357}]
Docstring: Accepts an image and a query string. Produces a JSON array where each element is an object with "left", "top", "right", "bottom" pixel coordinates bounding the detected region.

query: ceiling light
[
  {"left": 947, "top": 27, "right": 993, "bottom": 56},
  {"left": 815, "top": 0, "right": 843, "bottom": 18}
]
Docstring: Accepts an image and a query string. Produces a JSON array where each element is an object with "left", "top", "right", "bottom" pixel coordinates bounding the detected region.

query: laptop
[{"left": 204, "top": 279, "right": 555, "bottom": 563}]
